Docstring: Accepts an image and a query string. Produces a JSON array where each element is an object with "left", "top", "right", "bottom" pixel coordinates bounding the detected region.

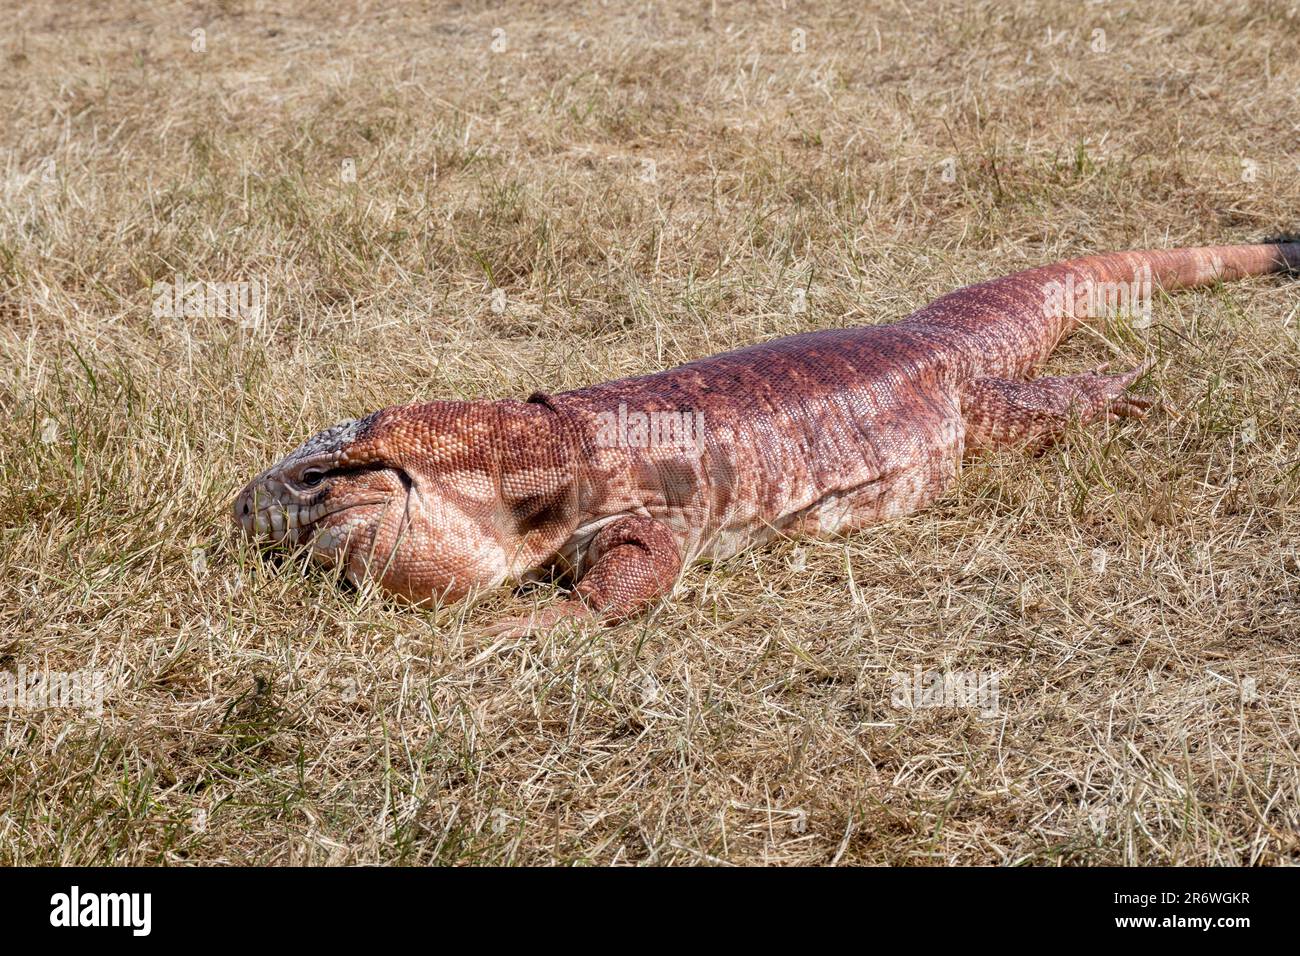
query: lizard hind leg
[{"left": 959, "top": 360, "right": 1155, "bottom": 454}]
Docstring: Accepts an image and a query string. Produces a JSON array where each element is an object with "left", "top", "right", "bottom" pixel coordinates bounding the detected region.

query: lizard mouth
[
  {"left": 232, "top": 463, "right": 439, "bottom": 599},
  {"left": 233, "top": 492, "right": 390, "bottom": 548},
  {"left": 232, "top": 462, "right": 412, "bottom": 546}
]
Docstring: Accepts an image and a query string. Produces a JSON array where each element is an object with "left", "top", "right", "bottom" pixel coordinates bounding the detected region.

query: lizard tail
[
  {"left": 1062, "top": 241, "right": 1300, "bottom": 298},
  {"left": 1042, "top": 240, "right": 1300, "bottom": 353},
  {"left": 908, "top": 241, "right": 1300, "bottom": 378}
]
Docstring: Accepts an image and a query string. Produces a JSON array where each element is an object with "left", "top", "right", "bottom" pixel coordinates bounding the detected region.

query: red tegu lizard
[{"left": 233, "top": 242, "right": 1299, "bottom": 635}]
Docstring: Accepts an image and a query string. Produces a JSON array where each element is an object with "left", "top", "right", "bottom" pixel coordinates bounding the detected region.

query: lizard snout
[
  {"left": 231, "top": 479, "right": 303, "bottom": 544},
  {"left": 233, "top": 487, "right": 253, "bottom": 529}
]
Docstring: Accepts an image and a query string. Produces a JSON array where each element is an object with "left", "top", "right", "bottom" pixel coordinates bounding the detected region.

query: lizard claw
[
  {"left": 1088, "top": 358, "right": 1157, "bottom": 421},
  {"left": 1106, "top": 393, "right": 1155, "bottom": 421},
  {"left": 1089, "top": 357, "right": 1154, "bottom": 385},
  {"left": 484, "top": 602, "right": 595, "bottom": 639}
]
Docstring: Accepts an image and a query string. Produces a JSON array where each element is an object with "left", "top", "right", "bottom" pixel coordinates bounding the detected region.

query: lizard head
[{"left": 232, "top": 399, "right": 581, "bottom": 605}]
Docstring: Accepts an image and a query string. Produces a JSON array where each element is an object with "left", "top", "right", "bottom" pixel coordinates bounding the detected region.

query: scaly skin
[{"left": 233, "top": 242, "right": 1300, "bottom": 634}]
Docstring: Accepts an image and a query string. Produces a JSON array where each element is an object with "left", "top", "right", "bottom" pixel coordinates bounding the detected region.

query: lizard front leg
[
  {"left": 960, "top": 361, "right": 1154, "bottom": 453},
  {"left": 487, "top": 516, "right": 683, "bottom": 637}
]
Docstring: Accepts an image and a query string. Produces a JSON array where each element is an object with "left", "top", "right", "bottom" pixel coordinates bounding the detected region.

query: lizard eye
[{"left": 300, "top": 468, "right": 325, "bottom": 488}]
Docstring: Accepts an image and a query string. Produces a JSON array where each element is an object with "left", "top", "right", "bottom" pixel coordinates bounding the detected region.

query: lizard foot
[
  {"left": 962, "top": 358, "right": 1158, "bottom": 451},
  {"left": 483, "top": 602, "right": 594, "bottom": 639},
  {"left": 1083, "top": 360, "right": 1157, "bottom": 422}
]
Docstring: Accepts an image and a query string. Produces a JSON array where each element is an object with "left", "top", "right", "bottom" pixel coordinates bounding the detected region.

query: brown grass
[{"left": 2, "top": 0, "right": 1299, "bottom": 865}]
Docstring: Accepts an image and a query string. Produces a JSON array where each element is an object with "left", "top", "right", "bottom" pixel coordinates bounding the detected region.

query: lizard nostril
[{"left": 234, "top": 492, "right": 252, "bottom": 527}]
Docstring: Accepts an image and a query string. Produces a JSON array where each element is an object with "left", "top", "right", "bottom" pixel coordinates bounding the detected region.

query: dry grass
[{"left": 2, "top": 0, "right": 1300, "bottom": 865}]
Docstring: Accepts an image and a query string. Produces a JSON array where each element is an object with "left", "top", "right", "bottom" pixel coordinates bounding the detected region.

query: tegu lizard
[{"left": 233, "top": 242, "right": 1299, "bottom": 635}]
